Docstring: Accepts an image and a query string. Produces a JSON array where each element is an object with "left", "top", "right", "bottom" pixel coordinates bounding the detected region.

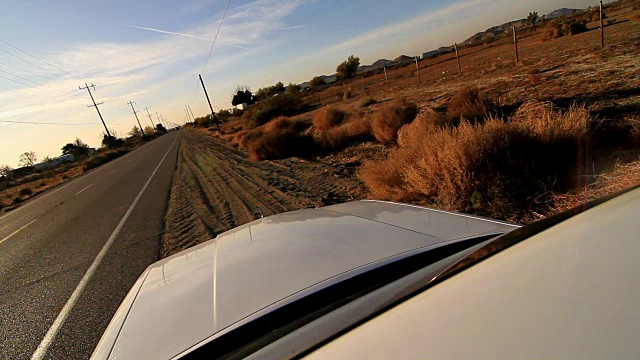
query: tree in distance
[
  {"left": 19, "top": 151, "right": 37, "bottom": 168},
  {"left": 232, "top": 86, "right": 256, "bottom": 106},
  {"left": 528, "top": 11, "right": 539, "bottom": 31},
  {"left": 336, "top": 55, "right": 360, "bottom": 81},
  {"left": 62, "top": 138, "right": 90, "bottom": 159},
  {"left": 144, "top": 125, "right": 156, "bottom": 135},
  {"left": 309, "top": 76, "right": 326, "bottom": 88},
  {"left": 286, "top": 83, "right": 301, "bottom": 95},
  {"left": 155, "top": 123, "right": 167, "bottom": 133},
  {"left": 128, "top": 126, "right": 143, "bottom": 138},
  {"left": 256, "top": 82, "right": 286, "bottom": 100}
]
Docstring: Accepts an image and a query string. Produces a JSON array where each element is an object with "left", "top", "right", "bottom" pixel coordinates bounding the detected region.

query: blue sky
[{"left": 0, "top": 0, "right": 597, "bottom": 167}]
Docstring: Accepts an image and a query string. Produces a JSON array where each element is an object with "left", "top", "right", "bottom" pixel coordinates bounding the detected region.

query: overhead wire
[
  {"left": 0, "top": 37, "right": 80, "bottom": 79},
  {"left": 0, "top": 60, "right": 59, "bottom": 82},
  {"left": 191, "top": 0, "right": 233, "bottom": 104},
  {"left": 0, "top": 69, "right": 87, "bottom": 100}
]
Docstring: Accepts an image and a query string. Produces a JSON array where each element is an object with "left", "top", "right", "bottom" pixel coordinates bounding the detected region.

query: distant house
[
  {"left": 235, "top": 103, "right": 249, "bottom": 111},
  {"left": 34, "top": 154, "right": 76, "bottom": 170}
]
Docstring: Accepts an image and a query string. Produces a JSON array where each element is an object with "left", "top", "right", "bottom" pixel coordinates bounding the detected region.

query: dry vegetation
[{"left": 168, "top": 1, "right": 640, "bottom": 253}]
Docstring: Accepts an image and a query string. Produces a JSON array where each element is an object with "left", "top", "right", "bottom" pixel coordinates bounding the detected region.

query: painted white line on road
[
  {"left": 74, "top": 184, "right": 93, "bottom": 196},
  {"left": 31, "top": 134, "right": 179, "bottom": 360},
  {"left": 0, "top": 219, "right": 37, "bottom": 246}
]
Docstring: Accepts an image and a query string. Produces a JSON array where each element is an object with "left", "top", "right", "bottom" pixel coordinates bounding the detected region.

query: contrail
[
  {"left": 125, "top": 25, "right": 211, "bottom": 41},
  {"left": 124, "top": 24, "right": 248, "bottom": 49},
  {"left": 275, "top": 25, "right": 304, "bottom": 30}
]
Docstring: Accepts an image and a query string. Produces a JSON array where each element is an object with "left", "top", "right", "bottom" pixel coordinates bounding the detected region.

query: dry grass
[
  {"left": 241, "top": 117, "right": 314, "bottom": 161},
  {"left": 372, "top": 99, "right": 418, "bottom": 143},
  {"left": 360, "top": 101, "right": 594, "bottom": 222},
  {"left": 313, "top": 107, "right": 348, "bottom": 131},
  {"left": 316, "top": 117, "right": 373, "bottom": 151},
  {"left": 550, "top": 160, "right": 640, "bottom": 214},
  {"left": 446, "top": 86, "right": 494, "bottom": 125}
]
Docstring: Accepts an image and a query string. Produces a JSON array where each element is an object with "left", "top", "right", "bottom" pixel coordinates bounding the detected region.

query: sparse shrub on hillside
[
  {"left": 243, "top": 93, "right": 304, "bottom": 129},
  {"left": 310, "top": 76, "right": 327, "bottom": 88},
  {"left": 372, "top": 100, "right": 418, "bottom": 143},
  {"left": 244, "top": 117, "right": 314, "bottom": 161},
  {"left": 316, "top": 117, "right": 373, "bottom": 151},
  {"left": 360, "top": 101, "right": 593, "bottom": 221},
  {"left": 313, "top": 107, "right": 347, "bottom": 131},
  {"left": 544, "top": 18, "right": 588, "bottom": 40},
  {"left": 19, "top": 187, "right": 33, "bottom": 197},
  {"left": 342, "top": 87, "right": 352, "bottom": 101},
  {"left": 447, "top": 86, "right": 494, "bottom": 125}
]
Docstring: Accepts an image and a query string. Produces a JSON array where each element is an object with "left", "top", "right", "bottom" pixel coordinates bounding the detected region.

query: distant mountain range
[{"left": 300, "top": 7, "right": 581, "bottom": 86}]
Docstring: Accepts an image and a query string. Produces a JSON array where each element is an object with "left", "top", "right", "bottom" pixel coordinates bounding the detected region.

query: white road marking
[
  {"left": 74, "top": 184, "right": 93, "bottom": 196},
  {"left": 31, "top": 134, "right": 179, "bottom": 360},
  {"left": 0, "top": 219, "right": 37, "bottom": 246}
]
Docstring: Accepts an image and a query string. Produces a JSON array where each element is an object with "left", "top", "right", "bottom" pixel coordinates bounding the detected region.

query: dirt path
[{"left": 162, "top": 128, "right": 367, "bottom": 256}]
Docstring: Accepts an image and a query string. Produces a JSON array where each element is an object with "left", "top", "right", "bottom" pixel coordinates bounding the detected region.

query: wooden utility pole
[
  {"left": 600, "top": 1, "right": 605, "bottom": 49},
  {"left": 414, "top": 56, "right": 421, "bottom": 84},
  {"left": 127, "top": 101, "right": 145, "bottom": 137},
  {"left": 513, "top": 26, "right": 519, "bottom": 64},
  {"left": 454, "top": 43, "right": 462, "bottom": 76},
  {"left": 383, "top": 66, "right": 389, "bottom": 88},
  {"left": 79, "top": 83, "right": 110, "bottom": 137},
  {"left": 144, "top": 107, "right": 156, "bottom": 129},
  {"left": 155, "top": 112, "right": 165, "bottom": 128},
  {"left": 198, "top": 74, "right": 221, "bottom": 132},
  {"left": 184, "top": 106, "right": 192, "bottom": 123}
]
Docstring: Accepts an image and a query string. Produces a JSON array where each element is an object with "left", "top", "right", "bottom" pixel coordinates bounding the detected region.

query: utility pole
[
  {"left": 414, "top": 56, "right": 421, "bottom": 85},
  {"left": 80, "top": 83, "right": 110, "bottom": 137},
  {"left": 155, "top": 112, "right": 165, "bottom": 128},
  {"left": 127, "top": 101, "right": 145, "bottom": 137},
  {"left": 454, "top": 43, "right": 462, "bottom": 76},
  {"left": 600, "top": 1, "right": 605, "bottom": 49},
  {"left": 199, "top": 74, "right": 221, "bottom": 132},
  {"left": 187, "top": 105, "right": 196, "bottom": 122},
  {"left": 144, "top": 107, "right": 156, "bottom": 129},
  {"left": 513, "top": 26, "right": 519, "bottom": 64}
]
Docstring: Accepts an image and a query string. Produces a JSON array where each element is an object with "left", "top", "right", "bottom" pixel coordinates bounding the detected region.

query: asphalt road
[{"left": 0, "top": 130, "right": 181, "bottom": 359}]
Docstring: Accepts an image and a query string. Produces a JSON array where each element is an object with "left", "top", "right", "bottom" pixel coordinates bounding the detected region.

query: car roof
[
  {"left": 103, "top": 200, "right": 517, "bottom": 359},
  {"left": 306, "top": 187, "right": 640, "bottom": 359}
]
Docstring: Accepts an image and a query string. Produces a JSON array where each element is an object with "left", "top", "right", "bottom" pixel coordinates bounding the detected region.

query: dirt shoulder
[{"left": 162, "top": 128, "right": 369, "bottom": 257}]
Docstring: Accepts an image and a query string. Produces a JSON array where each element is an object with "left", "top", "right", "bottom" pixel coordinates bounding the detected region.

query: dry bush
[
  {"left": 550, "top": 160, "right": 640, "bottom": 214},
  {"left": 360, "top": 101, "right": 593, "bottom": 221},
  {"left": 313, "top": 107, "right": 347, "bottom": 131},
  {"left": 446, "top": 86, "right": 494, "bottom": 125},
  {"left": 397, "top": 109, "right": 445, "bottom": 148},
  {"left": 361, "top": 97, "right": 377, "bottom": 107},
  {"left": 544, "top": 19, "right": 588, "bottom": 40},
  {"left": 316, "top": 117, "right": 373, "bottom": 151},
  {"left": 244, "top": 117, "right": 314, "bottom": 161},
  {"left": 343, "top": 87, "right": 352, "bottom": 101},
  {"left": 372, "top": 100, "right": 419, "bottom": 143}
]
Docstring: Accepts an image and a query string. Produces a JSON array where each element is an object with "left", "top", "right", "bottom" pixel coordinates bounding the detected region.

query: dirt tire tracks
[{"left": 162, "top": 128, "right": 367, "bottom": 257}]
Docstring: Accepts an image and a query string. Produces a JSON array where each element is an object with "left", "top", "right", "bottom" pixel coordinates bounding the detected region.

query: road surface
[{"left": 0, "top": 131, "right": 180, "bottom": 359}]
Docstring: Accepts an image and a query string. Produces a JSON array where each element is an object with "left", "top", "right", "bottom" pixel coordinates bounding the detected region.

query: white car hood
[{"left": 96, "top": 201, "right": 517, "bottom": 359}]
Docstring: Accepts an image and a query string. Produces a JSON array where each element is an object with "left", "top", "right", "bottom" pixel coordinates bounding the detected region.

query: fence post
[
  {"left": 361, "top": 75, "right": 366, "bottom": 94},
  {"left": 383, "top": 66, "right": 389, "bottom": 88},
  {"left": 513, "top": 26, "right": 519, "bottom": 64},
  {"left": 415, "top": 56, "right": 421, "bottom": 85},
  {"left": 600, "top": 1, "right": 604, "bottom": 49},
  {"left": 454, "top": 43, "right": 462, "bottom": 76}
]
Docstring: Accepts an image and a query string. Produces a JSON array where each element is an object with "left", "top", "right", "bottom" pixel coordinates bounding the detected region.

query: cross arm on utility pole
[{"left": 79, "top": 82, "right": 110, "bottom": 137}]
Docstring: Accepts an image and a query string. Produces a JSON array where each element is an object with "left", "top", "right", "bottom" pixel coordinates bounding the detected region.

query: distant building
[
  {"left": 235, "top": 103, "right": 249, "bottom": 111},
  {"left": 34, "top": 154, "right": 76, "bottom": 170}
]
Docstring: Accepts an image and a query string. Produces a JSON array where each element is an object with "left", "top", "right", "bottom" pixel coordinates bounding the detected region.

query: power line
[
  {"left": 0, "top": 84, "right": 78, "bottom": 102},
  {"left": 0, "top": 120, "right": 97, "bottom": 125},
  {"left": 0, "top": 37, "right": 79, "bottom": 79},
  {"left": 0, "top": 60, "right": 59, "bottom": 82},
  {"left": 0, "top": 46, "right": 66, "bottom": 81},
  {"left": 79, "top": 83, "right": 111, "bottom": 137},
  {"left": 191, "top": 0, "right": 233, "bottom": 104},
  {"left": 201, "top": 0, "right": 232, "bottom": 73},
  {"left": 0, "top": 69, "right": 87, "bottom": 100}
]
